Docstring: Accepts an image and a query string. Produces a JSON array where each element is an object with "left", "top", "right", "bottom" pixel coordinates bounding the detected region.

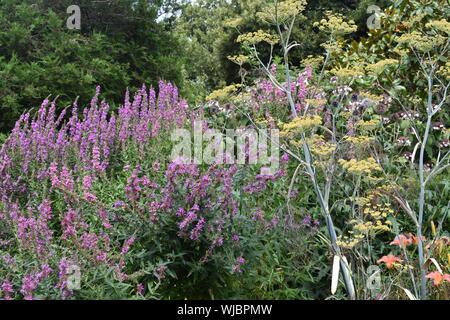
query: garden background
[{"left": 0, "top": 0, "right": 449, "bottom": 300}]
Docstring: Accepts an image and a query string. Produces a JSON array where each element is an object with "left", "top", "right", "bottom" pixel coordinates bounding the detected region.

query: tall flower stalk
[
  {"left": 235, "top": 1, "right": 358, "bottom": 299},
  {"left": 394, "top": 22, "right": 450, "bottom": 299}
]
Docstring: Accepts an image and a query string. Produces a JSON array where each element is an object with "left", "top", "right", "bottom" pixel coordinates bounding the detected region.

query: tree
[{"left": 0, "top": 0, "right": 186, "bottom": 132}]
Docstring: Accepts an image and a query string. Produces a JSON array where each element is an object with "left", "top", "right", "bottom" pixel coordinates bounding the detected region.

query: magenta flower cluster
[{"left": 0, "top": 80, "right": 294, "bottom": 299}]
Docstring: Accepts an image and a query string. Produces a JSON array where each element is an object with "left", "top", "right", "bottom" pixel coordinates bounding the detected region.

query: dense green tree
[{"left": 0, "top": 0, "right": 186, "bottom": 132}]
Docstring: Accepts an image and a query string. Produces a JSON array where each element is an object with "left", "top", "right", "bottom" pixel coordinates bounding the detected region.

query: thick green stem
[
  {"left": 417, "top": 74, "right": 434, "bottom": 300},
  {"left": 284, "top": 56, "right": 297, "bottom": 118},
  {"left": 302, "top": 138, "right": 356, "bottom": 299}
]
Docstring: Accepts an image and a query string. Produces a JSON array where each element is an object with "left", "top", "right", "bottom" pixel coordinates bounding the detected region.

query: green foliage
[
  {"left": 0, "top": 0, "right": 186, "bottom": 132},
  {"left": 0, "top": 133, "right": 7, "bottom": 145},
  {"left": 344, "top": 0, "right": 449, "bottom": 97},
  {"left": 175, "top": 0, "right": 392, "bottom": 93},
  {"left": 1, "top": 0, "right": 449, "bottom": 301}
]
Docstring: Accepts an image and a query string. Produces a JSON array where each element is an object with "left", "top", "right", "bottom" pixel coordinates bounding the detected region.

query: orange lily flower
[
  {"left": 425, "top": 271, "right": 450, "bottom": 287},
  {"left": 408, "top": 233, "right": 426, "bottom": 246},
  {"left": 390, "top": 235, "right": 412, "bottom": 247},
  {"left": 377, "top": 254, "right": 403, "bottom": 269}
]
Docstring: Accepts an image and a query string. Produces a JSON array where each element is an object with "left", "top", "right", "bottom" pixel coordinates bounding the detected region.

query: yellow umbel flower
[
  {"left": 280, "top": 115, "right": 322, "bottom": 137},
  {"left": 396, "top": 31, "right": 446, "bottom": 52},
  {"left": 426, "top": 19, "right": 450, "bottom": 35},
  {"left": 340, "top": 111, "right": 353, "bottom": 119},
  {"left": 365, "top": 59, "right": 399, "bottom": 75},
  {"left": 356, "top": 119, "right": 379, "bottom": 131},
  {"left": 344, "top": 136, "right": 375, "bottom": 145},
  {"left": 393, "top": 47, "right": 409, "bottom": 56},
  {"left": 301, "top": 55, "right": 324, "bottom": 69},
  {"left": 330, "top": 67, "right": 364, "bottom": 78},
  {"left": 313, "top": 11, "right": 357, "bottom": 36},
  {"left": 320, "top": 41, "right": 344, "bottom": 53},
  {"left": 338, "top": 157, "right": 382, "bottom": 175},
  {"left": 308, "top": 135, "right": 336, "bottom": 158},
  {"left": 257, "top": 0, "right": 308, "bottom": 23},
  {"left": 237, "top": 30, "right": 279, "bottom": 45},
  {"left": 311, "top": 144, "right": 336, "bottom": 157},
  {"left": 357, "top": 206, "right": 392, "bottom": 231},
  {"left": 205, "top": 84, "right": 243, "bottom": 102},
  {"left": 438, "top": 62, "right": 450, "bottom": 80},
  {"left": 371, "top": 184, "right": 396, "bottom": 195},
  {"left": 403, "top": 14, "right": 426, "bottom": 28},
  {"left": 227, "top": 55, "right": 250, "bottom": 65},
  {"left": 305, "top": 99, "right": 327, "bottom": 108},
  {"left": 337, "top": 234, "right": 364, "bottom": 249},
  {"left": 338, "top": 201, "right": 393, "bottom": 249}
]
